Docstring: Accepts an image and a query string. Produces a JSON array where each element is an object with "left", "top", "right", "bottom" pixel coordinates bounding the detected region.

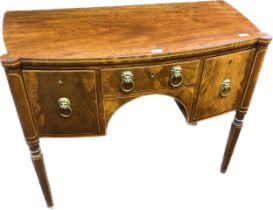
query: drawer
[
  {"left": 194, "top": 49, "right": 255, "bottom": 120},
  {"left": 23, "top": 70, "right": 100, "bottom": 135},
  {"left": 101, "top": 60, "right": 200, "bottom": 97},
  {"left": 103, "top": 86, "right": 196, "bottom": 126}
]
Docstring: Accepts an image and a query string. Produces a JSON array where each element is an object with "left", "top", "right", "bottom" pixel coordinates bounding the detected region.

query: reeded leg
[
  {"left": 221, "top": 109, "right": 247, "bottom": 173},
  {"left": 4, "top": 63, "right": 53, "bottom": 207},
  {"left": 28, "top": 140, "right": 53, "bottom": 207}
]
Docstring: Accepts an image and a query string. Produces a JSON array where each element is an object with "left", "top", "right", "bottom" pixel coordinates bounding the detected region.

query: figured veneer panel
[
  {"left": 102, "top": 60, "right": 200, "bottom": 97},
  {"left": 23, "top": 70, "right": 100, "bottom": 135},
  {"left": 103, "top": 87, "right": 195, "bottom": 128},
  {"left": 194, "top": 49, "right": 255, "bottom": 119},
  {"left": 2, "top": 1, "right": 261, "bottom": 61}
]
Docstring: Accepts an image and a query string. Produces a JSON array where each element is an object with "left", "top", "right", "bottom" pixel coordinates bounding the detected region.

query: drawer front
[
  {"left": 101, "top": 60, "right": 200, "bottom": 97},
  {"left": 194, "top": 49, "right": 255, "bottom": 120},
  {"left": 23, "top": 70, "right": 100, "bottom": 135},
  {"left": 103, "top": 87, "right": 195, "bottom": 126}
]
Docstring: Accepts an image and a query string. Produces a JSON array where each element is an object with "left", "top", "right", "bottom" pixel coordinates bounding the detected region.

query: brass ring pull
[
  {"left": 169, "top": 65, "right": 183, "bottom": 87},
  {"left": 120, "top": 71, "right": 135, "bottom": 93},
  {"left": 58, "top": 97, "right": 73, "bottom": 118},
  {"left": 220, "top": 79, "right": 231, "bottom": 97}
]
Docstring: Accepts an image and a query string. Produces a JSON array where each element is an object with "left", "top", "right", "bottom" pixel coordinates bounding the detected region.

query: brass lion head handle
[
  {"left": 120, "top": 71, "right": 135, "bottom": 93},
  {"left": 220, "top": 79, "right": 231, "bottom": 97},
  {"left": 58, "top": 97, "right": 73, "bottom": 118},
  {"left": 169, "top": 65, "right": 183, "bottom": 87}
]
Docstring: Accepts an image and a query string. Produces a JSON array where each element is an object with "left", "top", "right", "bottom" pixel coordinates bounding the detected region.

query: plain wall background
[{"left": 0, "top": 0, "right": 272, "bottom": 209}]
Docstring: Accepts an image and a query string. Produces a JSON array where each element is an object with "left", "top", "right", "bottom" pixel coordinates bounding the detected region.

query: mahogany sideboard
[{"left": 1, "top": 1, "right": 271, "bottom": 207}]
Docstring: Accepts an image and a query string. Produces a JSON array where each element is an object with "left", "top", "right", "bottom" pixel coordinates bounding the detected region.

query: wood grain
[
  {"left": 102, "top": 60, "right": 199, "bottom": 97},
  {"left": 5, "top": 67, "right": 38, "bottom": 142},
  {"left": 240, "top": 48, "right": 269, "bottom": 108},
  {"left": 194, "top": 49, "right": 255, "bottom": 119},
  {"left": 23, "top": 70, "right": 100, "bottom": 135},
  {"left": 0, "top": 1, "right": 271, "bottom": 206},
  {"left": 1, "top": 1, "right": 263, "bottom": 62},
  {"left": 29, "top": 140, "right": 53, "bottom": 207},
  {"left": 103, "top": 87, "right": 195, "bottom": 128},
  {"left": 221, "top": 108, "right": 247, "bottom": 173}
]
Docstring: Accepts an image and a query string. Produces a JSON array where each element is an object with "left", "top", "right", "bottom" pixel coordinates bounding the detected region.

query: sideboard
[{"left": 1, "top": 1, "right": 271, "bottom": 207}]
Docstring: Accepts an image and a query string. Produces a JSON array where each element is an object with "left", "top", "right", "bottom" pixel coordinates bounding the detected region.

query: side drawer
[
  {"left": 194, "top": 49, "right": 255, "bottom": 120},
  {"left": 101, "top": 60, "right": 200, "bottom": 97},
  {"left": 23, "top": 70, "right": 100, "bottom": 135}
]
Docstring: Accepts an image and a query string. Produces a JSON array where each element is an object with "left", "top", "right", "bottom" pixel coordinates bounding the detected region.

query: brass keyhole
[
  {"left": 228, "top": 60, "right": 233, "bottom": 65},
  {"left": 58, "top": 76, "right": 63, "bottom": 85}
]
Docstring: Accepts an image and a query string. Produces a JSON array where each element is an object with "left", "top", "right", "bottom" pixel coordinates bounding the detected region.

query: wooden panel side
[
  {"left": 240, "top": 48, "right": 269, "bottom": 108},
  {"left": 4, "top": 63, "right": 38, "bottom": 142}
]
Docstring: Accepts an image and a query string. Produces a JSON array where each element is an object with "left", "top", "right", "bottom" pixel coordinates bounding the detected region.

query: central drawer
[{"left": 101, "top": 60, "right": 200, "bottom": 97}]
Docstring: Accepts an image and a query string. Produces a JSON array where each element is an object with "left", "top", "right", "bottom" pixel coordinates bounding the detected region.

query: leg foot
[
  {"left": 29, "top": 141, "right": 53, "bottom": 207},
  {"left": 221, "top": 109, "right": 246, "bottom": 173},
  {"left": 188, "top": 122, "right": 198, "bottom": 126}
]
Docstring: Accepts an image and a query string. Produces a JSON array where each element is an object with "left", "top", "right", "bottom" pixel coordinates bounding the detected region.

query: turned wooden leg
[
  {"left": 28, "top": 140, "right": 53, "bottom": 207},
  {"left": 221, "top": 45, "right": 271, "bottom": 173},
  {"left": 221, "top": 109, "right": 247, "bottom": 173}
]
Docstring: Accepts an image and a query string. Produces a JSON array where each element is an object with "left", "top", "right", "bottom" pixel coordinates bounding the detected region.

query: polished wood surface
[
  {"left": 1, "top": 1, "right": 264, "bottom": 62},
  {"left": 102, "top": 60, "right": 199, "bottom": 97},
  {"left": 6, "top": 70, "right": 38, "bottom": 139},
  {"left": 103, "top": 87, "right": 195, "bottom": 127},
  {"left": 4, "top": 66, "right": 53, "bottom": 206},
  {"left": 221, "top": 44, "right": 270, "bottom": 172},
  {"left": 23, "top": 70, "right": 100, "bottom": 134},
  {"left": 1, "top": 1, "right": 271, "bottom": 207},
  {"left": 221, "top": 108, "right": 246, "bottom": 173},
  {"left": 29, "top": 141, "right": 53, "bottom": 207},
  {"left": 195, "top": 49, "right": 255, "bottom": 119}
]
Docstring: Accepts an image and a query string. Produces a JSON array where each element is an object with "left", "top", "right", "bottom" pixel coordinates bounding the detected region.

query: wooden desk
[{"left": 1, "top": 1, "right": 271, "bottom": 207}]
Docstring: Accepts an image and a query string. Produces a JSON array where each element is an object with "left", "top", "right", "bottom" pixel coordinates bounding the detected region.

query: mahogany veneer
[{"left": 1, "top": 1, "right": 271, "bottom": 207}]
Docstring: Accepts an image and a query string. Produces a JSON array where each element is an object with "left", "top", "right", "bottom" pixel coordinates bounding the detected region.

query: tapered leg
[
  {"left": 221, "top": 109, "right": 247, "bottom": 173},
  {"left": 221, "top": 43, "right": 271, "bottom": 173},
  {"left": 3, "top": 64, "right": 53, "bottom": 207},
  {"left": 28, "top": 141, "right": 53, "bottom": 207}
]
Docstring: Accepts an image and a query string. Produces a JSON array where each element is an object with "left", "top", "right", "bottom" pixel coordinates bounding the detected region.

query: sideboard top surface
[{"left": 1, "top": 1, "right": 269, "bottom": 63}]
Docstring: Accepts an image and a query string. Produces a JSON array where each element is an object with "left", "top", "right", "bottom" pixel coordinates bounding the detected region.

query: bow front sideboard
[{"left": 1, "top": 1, "right": 271, "bottom": 207}]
